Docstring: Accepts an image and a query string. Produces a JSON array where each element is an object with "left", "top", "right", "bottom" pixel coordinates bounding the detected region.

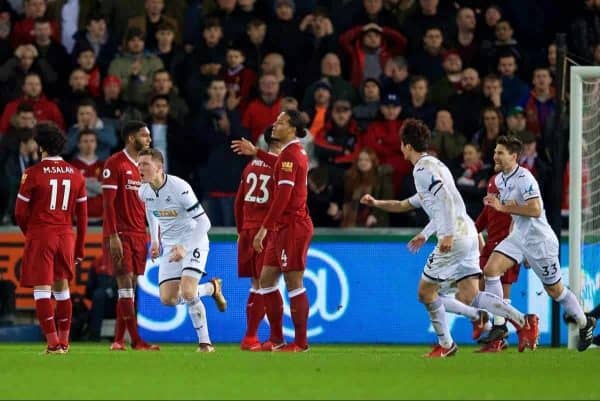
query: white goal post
[{"left": 568, "top": 66, "right": 600, "bottom": 349}]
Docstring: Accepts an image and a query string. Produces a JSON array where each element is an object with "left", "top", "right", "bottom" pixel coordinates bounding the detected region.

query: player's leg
[
  {"left": 52, "top": 232, "right": 75, "bottom": 352},
  {"left": 241, "top": 277, "right": 263, "bottom": 350},
  {"left": 258, "top": 265, "right": 284, "bottom": 349},
  {"left": 280, "top": 270, "right": 309, "bottom": 352},
  {"left": 419, "top": 278, "right": 456, "bottom": 357},
  {"left": 450, "top": 276, "right": 489, "bottom": 341}
]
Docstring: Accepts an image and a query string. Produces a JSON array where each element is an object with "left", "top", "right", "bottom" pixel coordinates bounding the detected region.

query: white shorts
[
  {"left": 422, "top": 236, "right": 482, "bottom": 285},
  {"left": 494, "top": 231, "right": 561, "bottom": 286},
  {"left": 158, "top": 244, "right": 209, "bottom": 286}
]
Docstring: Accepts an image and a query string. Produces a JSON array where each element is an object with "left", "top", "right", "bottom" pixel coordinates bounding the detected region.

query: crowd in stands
[{"left": 0, "top": 0, "right": 599, "bottom": 228}]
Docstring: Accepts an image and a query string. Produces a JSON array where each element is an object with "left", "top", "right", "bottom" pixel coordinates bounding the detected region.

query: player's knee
[
  {"left": 160, "top": 295, "right": 178, "bottom": 306},
  {"left": 456, "top": 291, "right": 475, "bottom": 305},
  {"left": 181, "top": 287, "right": 196, "bottom": 301},
  {"left": 417, "top": 290, "right": 434, "bottom": 304}
]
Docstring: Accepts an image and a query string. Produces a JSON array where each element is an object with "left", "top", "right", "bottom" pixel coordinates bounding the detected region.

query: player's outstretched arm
[
  {"left": 483, "top": 195, "right": 541, "bottom": 218},
  {"left": 360, "top": 194, "right": 416, "bottom": 213}
]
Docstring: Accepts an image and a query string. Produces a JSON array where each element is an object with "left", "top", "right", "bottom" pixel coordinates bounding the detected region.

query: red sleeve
[
  {"left": 14, "top": 170, "right": 34, "bottom": 234},
  {"left": 50, "top": 103, "right": 65, "bottom": 130},
  {"left": 475, "top": 206, "right": 488, "bottom": 233},
  {"left": 101, "top": 159, "right": 119, "bottom": 235},
  {"left": 313, "top": 126, "right": 344, "bottom": 153},
  {"left": 338, "top": 26, "right": 361, "bottom": 56},
  {"left": 383, "top": 27, "right": 408, "bottom": 55},
  {"left": 256, "top": 149, "right": 278, "bottom": 167},
  {"left": 75, "top": 178, "right": 88, "bottom": 259},
  {"left": 261, "top": 156, "right": 296, "bottom": 230}
]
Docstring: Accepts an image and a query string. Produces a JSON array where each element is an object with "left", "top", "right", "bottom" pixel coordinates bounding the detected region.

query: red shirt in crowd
[{"left": 70, "top": 156, "right": 104, "bottom": 222}]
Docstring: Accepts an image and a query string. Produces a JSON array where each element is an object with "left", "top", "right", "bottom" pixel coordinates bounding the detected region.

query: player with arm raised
[
  {"left": 482, "top": 135, "right": 597, "bottom": 352},
  {"left": 232, "top": 110, "right": 314, "bottom": 352},
  {"left": 234, "top": 126, "right": 283, "bottom": 351},
  {"left": 15, "top": 123, "right": 87, "bottom": 354},
  {"left": 361, "top": 119, "right": 538, "bottom": 357},
  {"left": 102, "top": 120, "right": 158, "bottom": 351},
  {"left": 138, "top": 148, "right": 226, "bottom": 353}
]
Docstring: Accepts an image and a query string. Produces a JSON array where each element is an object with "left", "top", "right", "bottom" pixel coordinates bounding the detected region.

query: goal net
[{"left": 569, "top": 66, "right": 600, "bottom": 348}]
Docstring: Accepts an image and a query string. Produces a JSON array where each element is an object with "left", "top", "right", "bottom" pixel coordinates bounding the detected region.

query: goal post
[{"left": 568, "top": 66, "right": 600, "bottom": 349}]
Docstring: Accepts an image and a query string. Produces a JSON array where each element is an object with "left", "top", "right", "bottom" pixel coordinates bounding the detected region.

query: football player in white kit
[
  {"left": 361, "top": 119, "right": 538, "bottom": 357},
  {"left": 137, "top": 148, "right": 227, "bottom": 352},
  {"left": 483, "top": 135, "right": 597, "bottom": 351}
]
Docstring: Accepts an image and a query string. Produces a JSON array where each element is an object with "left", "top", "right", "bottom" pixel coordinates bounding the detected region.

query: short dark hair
[
  {"left": 203, "top": 17, "right": 222, "bottom": 30},
  {"left": 77, "top": 98, "right": 97, "bottom": 111},
  {"left": 150, "top": 94, "right": 169, "bottom": 105},
  {"left": 156, "top": 20, "right": 176, "bottom": 33},
  {"left": 410, "top": 75, "right": 428, "bottom": 87},
  {"left": 35, "top": 123, "right": 66, "bottom": 156},
  {"left": 121, "top": 120, "right": 147, "bottom": 142},
  {"left": 139, "top": 148, "right": 164, "bottom": 164},
  {"left": 247, "top": 18, "right": 266, "bottom": 28},
  {"left": 263, "top": 125, "right": 277, "bottom": 145},
  {"left": 496, "top": 135, "right": 523, "bottom": 155},
  {"left": 78, "top": 128, "right": 97, "bottom": 141},
  {"left": 285, "top": 109, "right": 307, "bottom": 138},
  {"left": 400, "top": 118, "right": 430, "bottom": 152},
  {"left": 33, "top": 16, "right": 52, "bottom": 25}
]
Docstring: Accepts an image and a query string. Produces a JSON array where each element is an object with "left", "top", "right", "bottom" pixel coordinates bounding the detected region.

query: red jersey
[
  {"left": 262, "top": 140, "right": 311, "bottom": 230},
  {"left": 475, "top": 174, "right": 512, "bottom": 256},
  {"left": 234, "top": 158, "right": 275, "bottom": 231},
  {"left": 15, "top": 157, "right": 87, "bottom": 234},
  {"left": 70, "top": 156, "right": 104, "bottom": 221},
  {"left": 101, "top": 150, "right": 145, "bottom": 236}
]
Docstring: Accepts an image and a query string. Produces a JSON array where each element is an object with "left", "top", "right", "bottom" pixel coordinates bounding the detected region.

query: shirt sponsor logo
[
  {"left": 153, "top": 210, "right": 178, "bottom": 217},
  {"left": 125, "top": 179, "right": 141, "bottom": 190},
  {"left": 281, "top": 161, "right": 293, "bottom": 172}
]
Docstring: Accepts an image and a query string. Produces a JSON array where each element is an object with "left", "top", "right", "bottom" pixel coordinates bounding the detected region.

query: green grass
[{"left": 1, "top": 343, "right": 598, "bottom": 400}]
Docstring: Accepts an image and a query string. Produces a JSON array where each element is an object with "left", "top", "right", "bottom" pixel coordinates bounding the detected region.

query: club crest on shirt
[{"left": 281, "top": 161, "right": 293, "bottom": 172}]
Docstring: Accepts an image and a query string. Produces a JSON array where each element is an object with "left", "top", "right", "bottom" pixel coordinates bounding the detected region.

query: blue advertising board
[{"left": 137, "top": 235, "right": 575, "bottom": 345}]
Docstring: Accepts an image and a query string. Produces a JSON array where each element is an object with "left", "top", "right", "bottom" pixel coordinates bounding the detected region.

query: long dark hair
[{"left": 344, "top": 147, "right": 380, "bottom": 201}]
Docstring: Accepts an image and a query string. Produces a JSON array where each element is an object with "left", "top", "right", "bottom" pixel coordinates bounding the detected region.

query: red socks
[
  {"left": 116, "top": 297, "right": 142, "bottom": 344},
  {"left": 35, "top": 297, "right": 59, "bottom": 348},
  {"left": 55, "top": 298, "right": 72, "bottom": 346},
  {"left": 290, "top": 290, "right": 309, "bottom": 349},
  {"left": 245, "top": 291, "right": 265, "bottom": 338},
  {"left": 263, "top": 288, "right": 284, "bottom": 343}
]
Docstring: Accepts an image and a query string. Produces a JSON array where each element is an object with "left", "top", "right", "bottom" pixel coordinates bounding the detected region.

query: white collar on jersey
[
  {"left": 281, "top": 139, "right": 300, "bottom": 152},
  {"left": 123, "top": 149, "right": 137, "bottom": 165},
  {"left": 501, "top": 164, "right": 520, "bottom": 180},
  {"left": 42, "top": 156, "right": 63, "bottom": 161}
]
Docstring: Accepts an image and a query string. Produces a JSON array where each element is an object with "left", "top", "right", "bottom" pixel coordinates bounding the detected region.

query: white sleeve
[
  {"left": 421, "top": 221, "right": 436, "bottom": 240},
  {"left": 178, "top": 180, "right": 205, "bottom": 219},
  {"left": 140, "top": 187, "right": 160, "bottom": 244},
  {"left": 407, "top": 193, "right": 422, "bottom": 209},
  {"left": 516, "top": 171, "right": 541, "bottom": 201},
  {"left": 415, "top": 166, "right": 455, "bottom": 237},
  {"left": 183, "top": 213, "right": 211, "bottom": 251}
]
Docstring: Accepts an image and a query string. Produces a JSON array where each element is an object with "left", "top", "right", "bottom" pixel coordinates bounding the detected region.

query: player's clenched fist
[
  {"left": 168, "top": 245, "right": 186, "bottom": 262},
  {"left": 150, "top": 242, "right": 160, "bottom": 260},
  {"left": 360, "top": 193, "right": 377, "bottom": 206}
]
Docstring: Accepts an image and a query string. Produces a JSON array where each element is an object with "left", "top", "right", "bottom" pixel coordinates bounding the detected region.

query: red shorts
[
  {"left": 480, "top": 253, "right": 520, "bottom": 284},
  {"left": 264, "top": 218, "right": 313, "bottom": 272},
  {"left": 103, "top": 232, "right": 149, "bottom": 276},
  {"left": 238, "top": 228, "right": 274, "bottom": 279},
  {"left": 20, "top": 232, "right": 75, "bottom": 287}
]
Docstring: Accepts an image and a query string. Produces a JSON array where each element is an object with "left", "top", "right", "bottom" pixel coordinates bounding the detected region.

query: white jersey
[
  {"left": 138, "top": 174, "right": 209, "bottom": 249},
  {"left": 408, "top": 154, "right": 477, "bottom": 239},
  {"left": 494, "top": 165, "right": 556, "bottom": 243}
]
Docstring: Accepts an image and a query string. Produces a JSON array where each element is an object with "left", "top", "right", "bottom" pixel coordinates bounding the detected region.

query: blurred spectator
[
  {"left": 546, "top": 42, "right": 557, "bottom": 79},
  {"left": 481, "top": 73, "right": 506, "bottom": 116},
  {"left": 0, "top": 43, "right": 57, "bottom": 106},
  {"left": 302, "top": 52, "right": 357, "bottom": 111},
  {"left": 65, "top": 99, "right": 118, "bottom": 160},
  {"left": 519, "top": 130, "right": 551, "bottom": 202},
  {"left": 205, "top": 0, "right": 248, "bottom": 47},
  {"left": 59, "top": 68, "right": 93, "bottom": 127},
  {"left": 150, "top": 69, "right": 189, "bottom": 125},
  {"left": 402, "top": 75, "right": 436, "bottom": 129},
  {"left": 351, "top": 0, "right": 398, "bottom": 29},
  {"left": 483, "top": 19, "right": 527, "bottom": 78},
  {"left": 0, "top": 127, "right": 38, "bottom": 224},
  {"left": 153, "top": 21, "right": 186, "bottom": 86},
  {"left": 449, "top": 67, "right": 485, "bottom": 140},
  {"left": 75, "top": 44, "right": 102, "bottom": 98},
  {"left": 339, "top": 22, "right": 407, "bottom": 87},
  {"left": 429, "top": 50, "right": 463, "bottom": 108},
  {"left": 0, "top": 72, "right": 64, "bottom": 133},
  {"left": 521, "top": 67, "right": 555, "bottom": 138},
  {"left": 145, "top": 94, "right": 189, "bottom": 178},
  {"left": 593, "top": 43, "right": 600, "bottom": 65},
  {"left": 238, "top": 18, "right": 268, "bottom": 72},
  {"left": 361, "top": 92, "right": 411, "bottom": 196},
  {"left": 297, "top": 7, "right": 337, "bottom": 87},
  {"left": 342, "top": 147, "right": 393, "bottom": 227},
  {"left": 385, "top": 0, "right": 419, "bottom": 27},
  {"left": 408, "top": 26, "right": 445, "bottom": 84},
  {"left": 379, "top": 55, "right": 410, "bottom": 104},
  {"left": 472, "top": 106, "right": 504, "bottom": 165},
  {"left": 451, "top": 7, "right": 479, "bottom": 69},
  {"left": 10, "top": 0, "right": 60, "bottom": 48},
  {"left": 84, "top": 254, "right": 117, "bottom": 342},
  {"left": 96, "top": 75, "right": 125, "bottom": 120},
  {"left": 568, "top": 0, "right": 600, "bottom": 62},
  {"left": 477, "top": 3, "right": 502, "bottom": 46},
  {"left": 402, "top": 0, "right": 454, "bottom": 54},
  {"left": 260, "top": 52, "right": 297, "bottom": 98},
  {"left": 505, "top": 105, "right": 534, "bottom": 142},
  {"left": 45, "top": 0, "right": 98, "bottom": 55},
  {"left": 108, "top": 27, "right": 164, "bottom": 109},
  {"left": 453, "top": 143, "right": 489, "bottom": 219},
  {"left": 353, "top": 77, "right": 381, "bottom": 130},
  {"left": 0, "top": 272, "right": 15, "bottom": 324},
  {"left": 69, "top": 129, "right": 104, "bottom": 224},
  {"left": 307, "top": 165, "right": 343, "bottom": 227},
  {"left": 219, "top": 45, "right": 257, "bottom": 113},
  {"left": 242, "top": 73, "right": 282, "bottom": 143},
  {"left": 306, "top": 80, "right": 332, "bottom": 136},
  {"left": 429, "top": 108, "right": 465, "bottom": 167},
  {"left": 127, "top": 0, "right": 181, "bottom": 51},
  {"left": 497, "top": 52, "right": 529, "bottom": 109},
  {"left": 0, "top": 10, "right": 10, "bottom": 65},
  {"left": 32, "top": 17, "right": 68, "bottom": 93},
  {"left": 72, "top": 13, "right": 118, "bottom": 76}
]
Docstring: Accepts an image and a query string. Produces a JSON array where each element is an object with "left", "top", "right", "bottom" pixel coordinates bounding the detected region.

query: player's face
[
  {"left": 132, "top": 127, "right": 152, "bottom": 151},
  {"left": 138, "top": 155, "right": 160, "bottom": 183},
  {"left": 272, "top": 112, "right": 293, "bottom": 140},
  {"left": 493, "top": 144, "right": 516, "bottom": 172},
  {"left": 400, "top": 140, "right": 411, "bottom": 160}
]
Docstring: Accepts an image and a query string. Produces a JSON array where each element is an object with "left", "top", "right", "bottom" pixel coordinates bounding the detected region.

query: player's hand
[
  {"left": 109, "top": 234, "right": 123, "bottom": 264},
  {"left": 231, "top": 137, "right": 257, "bottom": 156},
  {"left": 408, "top": 233, "right": 426, "bottom": 254},
  {"left": 360, "top": 194, "right": 377, "bottom": 207},
  {"left": 483, "top": 194, "right": 502, "bottom": 211},
  {"left": 150, "top": 242, "right": 160, "bottom": 260},
  {"left": 439, "top": 235, "right": 453, "bottom": 253},
  {"left": 478, "top": 233, "right": 485, "bottom": 252},
  {"left": 253, "top": 227, "right": 267, "bottom": 253},
  {"left": 169, "top": 245, "right": 186, "bottom": 262},
  {"left": 365, "top": 214, "right": 377, "bottom": 227}
]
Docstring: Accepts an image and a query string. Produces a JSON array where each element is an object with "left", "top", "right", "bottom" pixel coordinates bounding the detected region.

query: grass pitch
[{"left": 1, "top": 343, "right": 598, "bottom": 400}]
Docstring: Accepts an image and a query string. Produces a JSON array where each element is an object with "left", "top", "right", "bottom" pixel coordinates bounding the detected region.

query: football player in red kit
[
  {"left": 102, "top": 120, "right": 158, "bottom": 351},
  {"left": 15, "top": 123, "right": 88, "bottom": 353},
  {"left": 475, "top": 174, "right": 521, "bottom": 352},
  {"left": 235, "top": 126, "right": 282, "bottom": 351},
  {"left": 232, "top": 110, "right": 314, "bottom": 352}
]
